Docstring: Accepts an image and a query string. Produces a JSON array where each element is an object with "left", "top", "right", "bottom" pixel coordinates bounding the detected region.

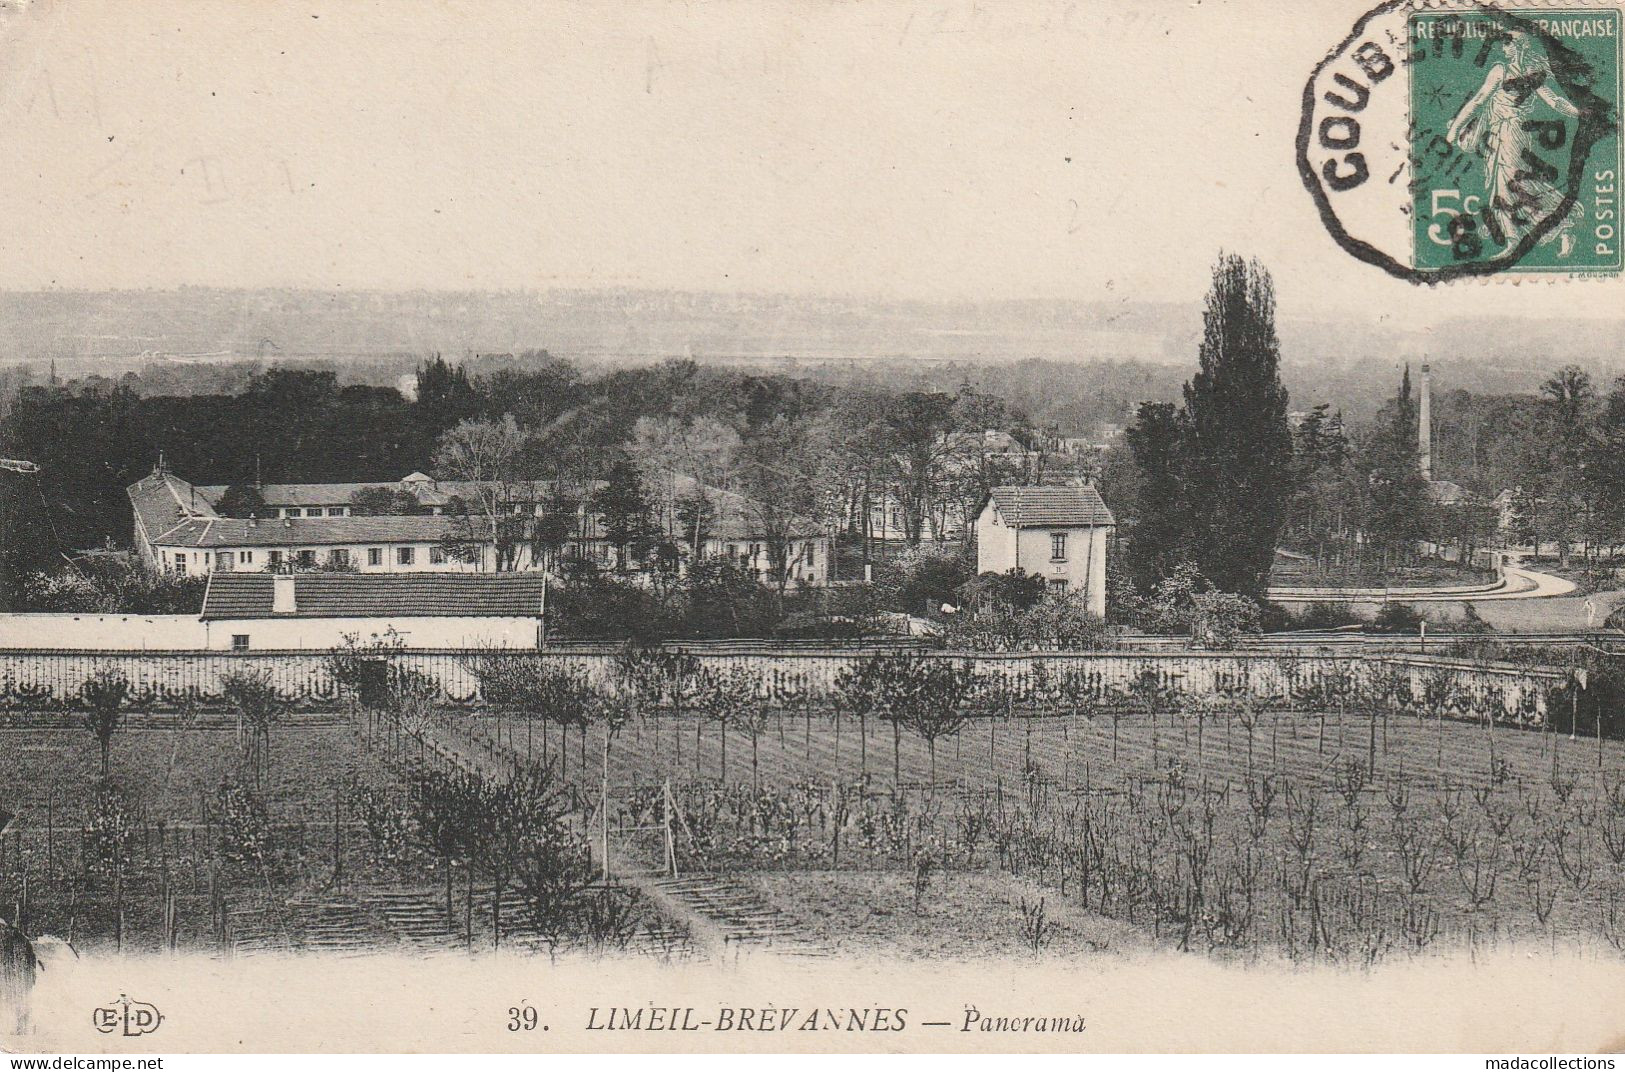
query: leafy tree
[
  {"left": 405, "top": 764, "right": 482, "bottom": 924},
  {"left": 1180, "top": 254, "right": 1293, "bottom": 599},
  {"left": 1123, "top": 401, "right": 1191, "bottom": 594},
  {"left": 80, "top": 666, "right": 130, "bottom": 779},
  {"left": 1188, "top": 591, "right": 1263, "bottom": 649},
  {"left": 415, "top": 355, "right": 480, "bottom": 433},
  {"left": 884, "top": 548, "right": 976, "bottom": 617},
  {"left": 1360, "top": 370, "right": 1431, "bottom": 567},
  {"left": 215, "top": 483, "right": 268, "bottom": 518},
  {"left": 680, "top": 559, "right": 778, "bottom": 638},
  {"left": 593, "top": 460, "right": 655, "bottom": 570},
  {"left": 1536, "top": 365, "right": 1598, "bottom": 564},
  {"left": 737, "top": 416, "right": 825, "bottom": 597},
  {"left": 349, "top": 485, "right": 429, "bottom": 516},
  {"left": 698, "top": 666, "right": 763, "bottom": 784}
]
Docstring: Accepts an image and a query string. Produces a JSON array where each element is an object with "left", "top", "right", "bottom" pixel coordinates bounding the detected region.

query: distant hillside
[{"left": 0, "top": 287, "right": 1617, "bottom": 422}]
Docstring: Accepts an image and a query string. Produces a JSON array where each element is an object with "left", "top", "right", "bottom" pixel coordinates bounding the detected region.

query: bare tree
[{"left": 434, "top": 415, "right": 534, "bottom": 570}]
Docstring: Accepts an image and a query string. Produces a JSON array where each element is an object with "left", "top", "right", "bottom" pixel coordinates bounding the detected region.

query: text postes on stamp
[{"left": 1300, "top": 1, "right": 1621, "bottom": 281}]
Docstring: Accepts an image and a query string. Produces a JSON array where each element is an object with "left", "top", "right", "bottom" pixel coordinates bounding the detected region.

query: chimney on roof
[{"left": 272, "top": 574, "right": 296, "bottom": 614}]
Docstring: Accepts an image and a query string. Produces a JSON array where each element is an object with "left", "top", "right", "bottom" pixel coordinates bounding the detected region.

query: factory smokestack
[{"left": 1418, "top": 362, "right": 1433, "bottom": 483}]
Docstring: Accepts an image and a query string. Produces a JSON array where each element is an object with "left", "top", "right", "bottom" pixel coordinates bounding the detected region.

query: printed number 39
[
  {"left": 509, "top": 1005, "right": 539, "bottom": 1031},
  {"left": 1427, "top": 189, "right": 1488, "bottom": 259}
]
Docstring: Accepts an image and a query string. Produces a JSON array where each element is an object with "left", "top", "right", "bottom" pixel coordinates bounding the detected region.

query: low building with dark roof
[
  {"left": 198, "top": 572, "right": 546, "bottom": 650},
  {"left": 974, "top": 484, "right": 1116, "bottom": 617}
]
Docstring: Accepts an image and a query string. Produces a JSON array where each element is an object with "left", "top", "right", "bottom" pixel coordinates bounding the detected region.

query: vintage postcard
[{"left": 2, "top": 0, "right": 1625, "bottom": 1058}]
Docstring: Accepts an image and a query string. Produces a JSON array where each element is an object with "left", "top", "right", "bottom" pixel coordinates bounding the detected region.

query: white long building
[{"left": 128, "top": 465, "right": 833, "bottom": 588}]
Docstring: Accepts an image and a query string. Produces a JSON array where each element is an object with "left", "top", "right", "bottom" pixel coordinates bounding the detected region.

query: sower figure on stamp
[{"left": 1446, "top": 31, "right": 1583, "bottom": 256}]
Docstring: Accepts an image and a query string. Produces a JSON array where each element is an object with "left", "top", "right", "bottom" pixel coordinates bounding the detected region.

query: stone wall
[{"left": 0, "top": 646, "right": 1564, "bottom": 723}]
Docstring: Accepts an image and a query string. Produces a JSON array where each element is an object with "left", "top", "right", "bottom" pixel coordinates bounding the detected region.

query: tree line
[{"left": 0, "top": 350, "right": 1069, "bottom": 607}]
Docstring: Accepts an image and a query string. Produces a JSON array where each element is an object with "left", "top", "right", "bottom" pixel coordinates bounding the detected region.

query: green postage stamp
[{"left": 1300, "top": 1, "right": 1623, "bottom": 281}]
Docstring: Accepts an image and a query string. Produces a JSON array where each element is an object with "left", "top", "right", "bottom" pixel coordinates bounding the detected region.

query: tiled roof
[
  {"left": 194, "top": 482, "right": 395, "bottom": 508},
  {"left": 202, "top": 572, "right": 548, "bottom": 619},
  {"left": 986, "top": 485, "right": 1115, "bottom": 527},
  {"left": 133, "top": 469, "right": 820, "bottom": 546},
  {"left": 127, "top": 471, "right": 219, "bottom": 545},
  {"left": 152, "top": 514, "right": 481, "bottom": 549}
]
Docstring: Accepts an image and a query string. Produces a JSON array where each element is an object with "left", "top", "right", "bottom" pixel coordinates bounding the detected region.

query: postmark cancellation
[{"left": 1300, "top": 0, "right": 1622, "bottom": 281}]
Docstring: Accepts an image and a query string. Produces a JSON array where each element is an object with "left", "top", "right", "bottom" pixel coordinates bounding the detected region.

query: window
[
  {"left": 327, "top": 507, "right": 345, "bottom": 517},
  {"left": 1050, "top": 532, "right": 1068, "bottom": 561},
  {"left": 1050, "top": 578, "right": 1069, "bottom": 594},
  {"left": 429, "top": 544, "right": 446, "bottom": 564},
  {"left": 242, "top": 551, "right": 254, "bottom": 564},
  {"left": 803, "top": 542, "right": 815, "bottom": 565},
  {"left": 217, "top": 551, "right": 235, "bottom": 571},
  {"left": 329, "top": 548, "right": 350, "bottom": 568},
  {"left": 231, "top": 634, "right": 250, "bottom": 652},
  {"left": 367, "top": 547, "right": 383, "bottom": 567},
  {"left": 268, "top": 550, "right": 282, "bottom": 568},
  {"left": 297, "top": 549, "right": 315, "bottom": 567},
  {"left": 397, "top": 546, "right": 415, "bottom": 566}
]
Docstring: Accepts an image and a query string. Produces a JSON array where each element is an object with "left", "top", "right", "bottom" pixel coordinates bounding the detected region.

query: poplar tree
[{"left": 1180, "top": 254, "right": 1293, "bottom": 599}]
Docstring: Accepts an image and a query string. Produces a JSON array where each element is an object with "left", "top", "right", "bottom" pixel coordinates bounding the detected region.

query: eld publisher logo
[{"left": 92, "top": 994, "right": 165, "bottom": 1037}]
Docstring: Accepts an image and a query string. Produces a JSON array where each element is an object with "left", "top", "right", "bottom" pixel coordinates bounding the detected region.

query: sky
[{"left": 0, "top": 0, "right": 1619, "bottom": 329}]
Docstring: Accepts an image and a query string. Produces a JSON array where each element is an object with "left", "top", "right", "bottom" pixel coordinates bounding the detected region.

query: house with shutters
[{"left": 973, "top": 484, "right": 1115, "bottom": 617}]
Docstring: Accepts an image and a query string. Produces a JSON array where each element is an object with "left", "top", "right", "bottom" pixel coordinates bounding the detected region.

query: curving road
[
  {"left": 1269, "top": 564, "right": 1576, "bottom": 604},
  {"left": 1480, "top": 565, "right": 1578, "bottom": 600}
]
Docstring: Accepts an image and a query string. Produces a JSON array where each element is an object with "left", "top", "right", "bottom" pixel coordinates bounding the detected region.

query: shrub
[
  {"left": 1285, "top": 601, "right": 1363, "bottom": 630},
  {"left": 548, "top": 573, "right": 681, "bottom": 641},
  {"left": 957, "top": 568, "right": 1047, "bottom": 613},
  {"left": 215, "top": 779, "right": 273, "bottom": 872},
  {"left": 680, "top": 559, "right": 778, "bottom": 637},
  {"left": 944, "top": 592, "right": 1112, "bottom": 651},
  {"left": 1368, "top": 603, "right": 1426, "bottom": 634},
  {"left": 1189, "top": 591, "right": 1262, "bottom": 649},
  {"left": 887, "top": 547, "right": 976, "bottom": 617},
  {"left": 21, "top": 558, "right": 206, "bottom": 614}
]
